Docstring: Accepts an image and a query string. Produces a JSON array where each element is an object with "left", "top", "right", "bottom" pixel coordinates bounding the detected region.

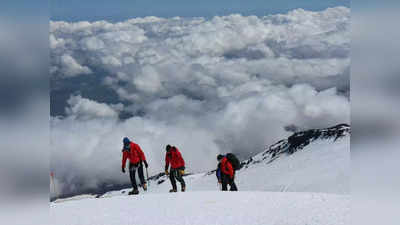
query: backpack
[{"left": 226, "top": 153, "right": 241, "bottom": 170}]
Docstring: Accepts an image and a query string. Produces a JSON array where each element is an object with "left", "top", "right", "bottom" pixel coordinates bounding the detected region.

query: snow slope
[
  {"left": 101, "top": 126, "right": 349, "bottom": 195},
  {"left": 51, "top": 124, "right": 350, "bottom": 224},
  {"left": 51, "top": 191, "right": 349, "bottom": 225},
  {"left": 134, "top": 137, "right": 349, "bottom": 195},
  {"left": 238, "top": 136, "right": 349, "bottom": 194}
]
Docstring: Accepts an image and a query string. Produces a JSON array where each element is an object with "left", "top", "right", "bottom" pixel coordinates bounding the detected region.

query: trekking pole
[
  {"left": 146, "top": 167, "right": 150, "bottom": 187},
  {"left": 50, "top": 172, "right": 57, "bottom": 198}
]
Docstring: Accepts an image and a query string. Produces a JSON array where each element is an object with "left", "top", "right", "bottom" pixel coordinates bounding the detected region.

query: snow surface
[
  {"left": 51, "top": 191, "right": 349, "bottom": 225},
  {"left": 51, "top": 133, "right": 349, "bottom": 225},
  {"left": 53, "top": 194, "right": 96, "bottom": 204},
  {"left": 239, "top": 136, "right": 350, "bottom": 194}
]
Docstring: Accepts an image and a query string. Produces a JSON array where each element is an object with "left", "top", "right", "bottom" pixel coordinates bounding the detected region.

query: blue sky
[{"left": 51, "top": 0, "right": 350, "bottom": 22}]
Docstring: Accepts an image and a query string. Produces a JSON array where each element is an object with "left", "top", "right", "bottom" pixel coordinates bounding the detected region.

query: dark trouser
[
  {"left": 221, "top": 173, "right": 238, "bottom": 191},
  {"left": 129, "top": 162, "right": 146, "bottom": 190},
  {"left": 169, "top": 167, "right": 185, "bottom": 190}
]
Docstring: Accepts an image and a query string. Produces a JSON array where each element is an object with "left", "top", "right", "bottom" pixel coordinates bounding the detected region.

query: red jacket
[
  {"left": 122, "top": 142, "right": 146, "bottom": 167},
  {"left": 165, "top": 147, "right": 185, "bottom": 170},
  {"left": 221, "top": 157, "right": 234, "bottom": 179}
]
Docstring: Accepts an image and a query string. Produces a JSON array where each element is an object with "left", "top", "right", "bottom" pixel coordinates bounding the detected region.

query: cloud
[
  {"left": 50, "top": 7, "right": 350, "bottom": 196},
  {"left": 57, "top": 54, "right": 92, "bottom": 77},
  {"left": 51, "top": 110, "right": 221, "bottom": 196},
  {"left": 65, "top": 95, "right": 122, "bottom": 120}
]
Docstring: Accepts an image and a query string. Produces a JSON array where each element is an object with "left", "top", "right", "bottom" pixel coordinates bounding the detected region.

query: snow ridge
[
  {"left": 136, "top": 123, "right": 350, "bottom": 189},
  {"left": 242, "top": 123, "right": 350, "bottom": 167}
]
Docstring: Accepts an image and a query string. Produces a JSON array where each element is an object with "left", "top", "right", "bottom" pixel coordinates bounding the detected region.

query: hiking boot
[
  {"left": 142, "top": 183, "right": 147, "bottom": 191},
  {"left": 128, "top": 189, "right": 139, "bottom": 195},
  {"left": 169, "top": 189, "right": 177, "bottom": 193},
  {"left": 181, "top": 186, "right": 186, "bottom": 192}
]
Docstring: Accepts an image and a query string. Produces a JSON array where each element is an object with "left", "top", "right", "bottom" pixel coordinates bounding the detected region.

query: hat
[{"left": 123, "top": 137, "right": 130, "bottom": 145}]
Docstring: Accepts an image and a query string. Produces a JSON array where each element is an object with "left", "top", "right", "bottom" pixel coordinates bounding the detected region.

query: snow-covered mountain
[
  {"left": 236, "top": 123, "right": 350, "bottom": 194},
  {"left": 138, "top": 123, "right": 350, "bottom": 194},
  {"left": 51, "top": 124, "right": 350, "bottom": 225},
  {"left": 242, "top": 123, "right": 350, "bottom": 165},
  {"left": 54, "top": 123, "right": 350, "bottom": 200}
]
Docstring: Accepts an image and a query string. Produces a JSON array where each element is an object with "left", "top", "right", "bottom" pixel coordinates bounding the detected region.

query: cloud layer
[{"left": 50, "top": 7, "right": 350, "bottom": 196}]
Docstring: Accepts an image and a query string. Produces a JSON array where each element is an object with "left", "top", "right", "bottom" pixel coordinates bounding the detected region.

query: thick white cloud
[
  {"left": 57, "top": 54, "right": 92, "bottom": 77},
  {"left": 50, "top": 7, "right": 349, "bottom": 84},
  {"left": 65, "top": 95, "right": 122, "bottom": 120},
  {"left": 50, "top": 7, "right": 350, "bottom": 196},
  {"left": 50, "top": 113, "right": 220, "bottom": 195}
]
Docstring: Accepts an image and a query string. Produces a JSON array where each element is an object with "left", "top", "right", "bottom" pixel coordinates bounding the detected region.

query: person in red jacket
[
  {"left": 217, "top": 154, "right": 238, "bottom": 191},
  {"left": 121, "top": 137, "right": 149, "bottom": 195},
  {"left": 165, "top": 145, "right": 186, "bottom": 192}
]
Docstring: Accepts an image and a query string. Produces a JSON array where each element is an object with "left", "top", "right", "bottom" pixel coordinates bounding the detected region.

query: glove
[
  {"left": 143, "top": 160, "right": 148, "bottom": 168},
  {"left": 122, "top": 167, "right": 125, "bottom": 173},
  {"left": 179, "top": 169, "right": 185, "bottom": 176},
  {"left": 218, "top": 179, "right": 222, "bottom": 184},
  {"left": 165, "top": 170, "right": 169, "bottom": 176}
]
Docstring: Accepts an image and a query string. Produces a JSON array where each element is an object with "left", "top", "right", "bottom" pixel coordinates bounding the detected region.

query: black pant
[
  {"left": 129, "top": 162, "right": 146, "bottom": 190},
  {"left": 221, "top": 173, "right": 237, "bottom": 191},
  {"left": 169, "top": 168, "right": 185, "bottom": 190}
]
